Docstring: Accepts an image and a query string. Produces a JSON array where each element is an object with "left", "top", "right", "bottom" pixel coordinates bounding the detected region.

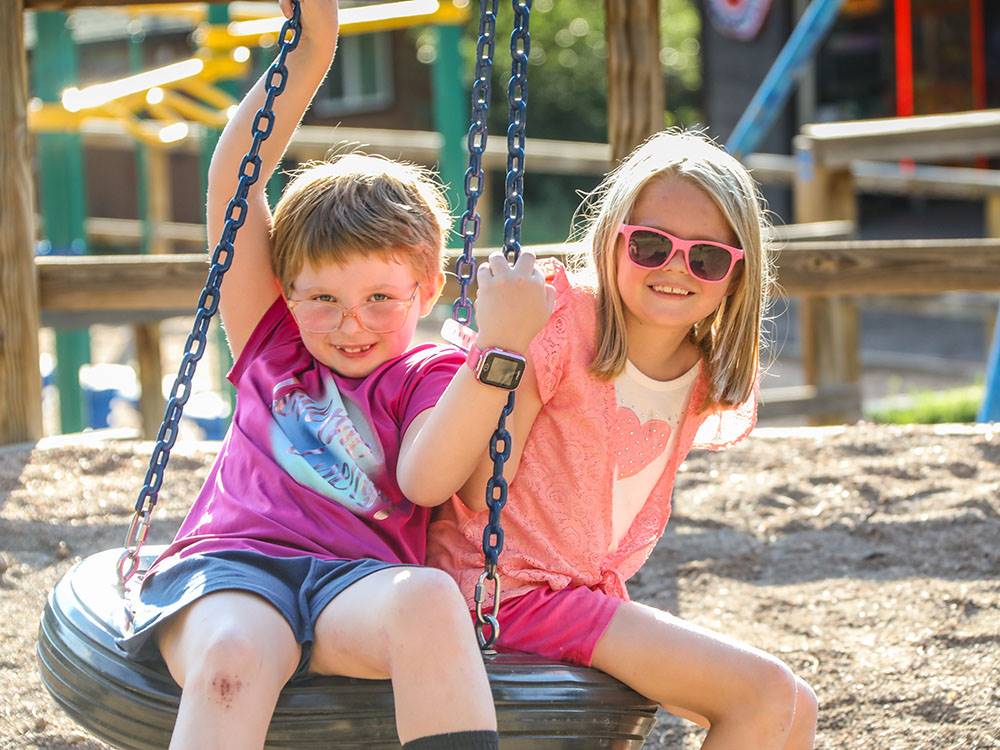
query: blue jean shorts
[{"left": 117, "top": 550, "right": 407, "bottom": 678}]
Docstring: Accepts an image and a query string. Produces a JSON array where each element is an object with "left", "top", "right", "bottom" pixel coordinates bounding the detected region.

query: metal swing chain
[
  {"left": 471, "top": 0, "right": 532, "bottom": 652},
  {"left": 453, "top": 0, "right": 499, "bottom": 326},
  {"left": 116, "top": 1, "right": 303, "bottom": 590}
]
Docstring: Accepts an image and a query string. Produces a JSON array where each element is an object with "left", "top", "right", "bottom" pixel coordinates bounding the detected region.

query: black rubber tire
[{"left": 38, "top": 548, "right": 658, "bottom": 749}]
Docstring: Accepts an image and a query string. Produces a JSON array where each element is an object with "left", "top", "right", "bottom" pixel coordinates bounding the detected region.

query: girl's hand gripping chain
[{"left": 474, "top": 251, "right": 557, "bottom": 354}]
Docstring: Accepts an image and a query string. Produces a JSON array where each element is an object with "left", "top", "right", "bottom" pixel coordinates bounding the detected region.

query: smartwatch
[{"left": 466, "top": 344, "right": 527, "bottom": 390}]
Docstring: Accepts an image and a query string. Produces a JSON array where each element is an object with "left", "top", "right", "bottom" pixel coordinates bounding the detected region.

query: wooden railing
[
  {"left": 791, "top": 109, "right": 1000, "bottom": 421},
  {"left": 35, "top": 237, "right": 1000, "bottom": 427},
  {"left": 16, "top": 115, "right": 1000, "bottom": 435}
]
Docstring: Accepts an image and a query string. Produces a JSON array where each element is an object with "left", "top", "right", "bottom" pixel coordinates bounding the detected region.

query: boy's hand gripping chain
[
  {"left": 454, "top": 0, "right": 532, "bottom": 652},
  {"left": 116, "top": 2, "right": 303, "bottom": 594}
]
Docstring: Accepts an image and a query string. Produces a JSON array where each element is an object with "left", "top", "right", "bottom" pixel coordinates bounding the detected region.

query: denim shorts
[{"left": 117, "top": 550, "right": 407, "bottom": 678}]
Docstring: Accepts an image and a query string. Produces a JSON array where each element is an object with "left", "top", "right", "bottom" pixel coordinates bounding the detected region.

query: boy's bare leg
[
  {"left": 591, "top": 601, "right": 817, "bottom": 750},
  {"left": 157, "top": 591, "right": 301, "bottom": 750},
  {"left": 308, "top": 567, "right": 496, "bottom": 744}
]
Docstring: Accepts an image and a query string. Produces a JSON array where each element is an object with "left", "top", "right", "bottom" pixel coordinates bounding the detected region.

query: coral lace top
[{"left": 427, "top": 261, "right": 756, "bottom": 606}]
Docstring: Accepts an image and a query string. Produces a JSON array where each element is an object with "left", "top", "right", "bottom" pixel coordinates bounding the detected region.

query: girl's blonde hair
[
  {"left": 270, "top": 153, "right": 452, "bottom": 294},
  {"left": 571, "top": 129, "right": 774, "bottom": 411}
]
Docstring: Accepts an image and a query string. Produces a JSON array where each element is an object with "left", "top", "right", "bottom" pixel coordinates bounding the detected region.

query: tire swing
[{"left": 36, "top": 2, "right": 658, "bottom": 747}]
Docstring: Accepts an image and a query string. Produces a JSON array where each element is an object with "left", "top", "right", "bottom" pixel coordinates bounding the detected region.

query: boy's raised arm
[{"left": 211, "top": 0, "right": 340, "bottom": 359}]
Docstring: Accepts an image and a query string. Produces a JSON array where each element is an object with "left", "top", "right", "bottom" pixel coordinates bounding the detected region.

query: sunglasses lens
[
  {"left": 689, "top": 244, "right": 734, "bottom": 281},
  {"left": 628, "top": 230, "right": 672, "bottom": 268}
]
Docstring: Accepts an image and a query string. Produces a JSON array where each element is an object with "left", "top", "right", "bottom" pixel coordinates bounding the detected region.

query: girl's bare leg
[
  {"left": 591, "top": 601, "right": 817, "bottom": 750},
  {"left": 157, "top": 591, "right": 301, "bottom": 750},
  {"left": 308, "top": 567, "right": 496, "bottom": 744}
]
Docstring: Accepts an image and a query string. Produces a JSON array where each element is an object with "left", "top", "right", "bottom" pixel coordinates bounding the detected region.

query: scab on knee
[{"left": 210, "top": 675, "right": 244, "bottom": 709}]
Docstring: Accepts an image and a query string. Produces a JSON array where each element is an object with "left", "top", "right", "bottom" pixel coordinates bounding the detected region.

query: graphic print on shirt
[
  {"left": 612, "top": 405, "right": 670, "bottom": 479},
  {"left": 270, "top": 370, "right": 389, "bottom": 518}
]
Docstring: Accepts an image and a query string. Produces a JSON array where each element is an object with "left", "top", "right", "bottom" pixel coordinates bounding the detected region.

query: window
[{"left": 313, "top": 32, "right": 393, "bottom": 116}]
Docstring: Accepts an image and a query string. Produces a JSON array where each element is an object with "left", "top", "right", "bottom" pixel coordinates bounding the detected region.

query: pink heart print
[{"left": 613, "top": 406, "right": 670, "bottom": 479}]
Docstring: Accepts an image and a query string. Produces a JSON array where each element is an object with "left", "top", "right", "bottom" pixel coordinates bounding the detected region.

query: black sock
[{"left": 401, "top": 730, "right": 499, "bottom": 750}]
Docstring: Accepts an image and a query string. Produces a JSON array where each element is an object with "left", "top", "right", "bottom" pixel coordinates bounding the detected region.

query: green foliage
[
  {"left": 866, "top": 384, "right": 984, "bottom": 425},
  {"left": 415, "top": 1, "right": 703, "bottom": 141},
  {"left": 414, "top": 1, "right": 704, "bottom": 244}
]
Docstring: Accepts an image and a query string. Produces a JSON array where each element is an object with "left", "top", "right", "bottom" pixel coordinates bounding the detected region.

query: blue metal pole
[
  {"left": 979, "top": 313, "right": 1000, "bottom": 422},
  {"left": 726, "top": 0, "right": 846, "bottom": 159}
]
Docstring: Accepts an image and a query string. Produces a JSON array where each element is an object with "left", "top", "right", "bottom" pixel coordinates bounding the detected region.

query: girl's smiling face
[
  {"left": 616, "top": 176, "right": 741, "bottom": 343},
  {"left": 289, "top": 253, "right": 442, "bottom": 378}
]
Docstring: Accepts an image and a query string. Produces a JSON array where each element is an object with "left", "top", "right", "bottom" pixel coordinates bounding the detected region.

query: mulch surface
[{"left": 1, "top": 424, "right": 998, "bottom": 749}]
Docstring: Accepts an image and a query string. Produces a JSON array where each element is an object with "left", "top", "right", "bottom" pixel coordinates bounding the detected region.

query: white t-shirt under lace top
[{"left": 610, "top": 360, "right": 700, "bottom": 549}]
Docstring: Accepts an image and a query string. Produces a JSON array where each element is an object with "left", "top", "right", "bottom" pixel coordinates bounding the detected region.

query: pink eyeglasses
[
  {"left": 619, "top": 224, "right": 744, "bottom": 283},
  {"left": 287, "top": 284, "right": 420, "bottom": 333}
]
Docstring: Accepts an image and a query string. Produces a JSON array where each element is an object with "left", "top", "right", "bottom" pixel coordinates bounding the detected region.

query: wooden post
[
  {"left": 793, "top": 134, "right": 860, "bottom": 423},
  {"left": 1, "top": 0, "right": 44, "bottom": 444},
  {"left": 986, "top": 195, "right": 1000, "bottom": 240},
  {"left": 605, "top": 0, "right": 662, "bottom": 161},
  {"left": 146, "top": 146, "right": 172, "bottom": 256},
  {"left": 133, "top": 145, "right": 170, "bottom": 439}
]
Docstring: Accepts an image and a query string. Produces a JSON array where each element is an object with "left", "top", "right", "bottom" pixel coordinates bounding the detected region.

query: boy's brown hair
[{"left": 270, "top": 153, "right": 452, "bottom": 294}]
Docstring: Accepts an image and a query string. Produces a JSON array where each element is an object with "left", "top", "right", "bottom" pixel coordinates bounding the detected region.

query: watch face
[{"left": 481, "top": 353, "right": 525, "bottom": 389}]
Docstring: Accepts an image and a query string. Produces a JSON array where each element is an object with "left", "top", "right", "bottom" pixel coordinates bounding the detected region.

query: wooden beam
[
  {"left": 605, "top": 0, "right": 662, "bottom": 161},
  {"left": 769, "top": 220, "right": 854, "bottom": 243},
  {"left": 758, "top": 384, "right": 862, "bottom": 421},
  {"left": 748, "top": 152, "right": 1000, "bottom": 202},
  {"left": 76, "top": 216, "right": 847, "bottom": 251},
  {"left": 34, "top": 239, "right": 1000, "bottom": 320},
  {"left": 60, "top": 119, "right": 616, "bottom": 175},
  {"left": 801, "top": 109, "right": 1000, "bottom": 167},
  {"left": 852, "top": 161, "right": 1000, "bottom": 201},
  {"left": 85, "top": 216, "right": 205, "bottom": 247},
  {"left": 37, "top": 253, "right": 207, "bottom": 315},
  {"left": 59, "top": 118, "right": 1000, "bottom": 199},
  {"left": 776, "top": 239, "right": 1000, "bottom": 295},
  {"left": 25, "top": 0, "right": 225, "bottom": 8},
  {"left": 1, "top": 0, "right": 44, "bottom": 444}
]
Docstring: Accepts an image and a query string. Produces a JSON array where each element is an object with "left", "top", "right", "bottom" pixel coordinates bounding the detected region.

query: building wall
[{"left": 700, "top": 1, "right": 795, "bottom": 219}]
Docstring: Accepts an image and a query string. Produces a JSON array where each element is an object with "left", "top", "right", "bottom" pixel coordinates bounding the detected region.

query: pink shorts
[{"left": 471, "top": 585, "right": 622, "bottom": 667}]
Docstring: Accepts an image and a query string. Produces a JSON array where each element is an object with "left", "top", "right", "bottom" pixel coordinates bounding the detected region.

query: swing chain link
[
  {"left": 453, "top": 0, "right": 499, "bottom": 326},
  {"left": 116, "top": 1, "right": 303, "bottom": 590},
  {"left": 503, "top": 0, "right": 531, "bottom": 263},
  {"left": 472, "top": 0, "right": 532, "bottom": 652}
]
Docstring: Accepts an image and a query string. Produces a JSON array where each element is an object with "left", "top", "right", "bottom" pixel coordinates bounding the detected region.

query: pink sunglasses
[{"left": 619, "top": 224, "right": 744, "bottom": 283}]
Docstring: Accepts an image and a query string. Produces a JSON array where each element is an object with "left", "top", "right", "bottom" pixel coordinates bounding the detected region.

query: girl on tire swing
[
  {"left": 429, "top": 130, "right": 820, "bottom": 749},
  {"left": 116, "top": 1, "right": 554, "bottom": 748}
]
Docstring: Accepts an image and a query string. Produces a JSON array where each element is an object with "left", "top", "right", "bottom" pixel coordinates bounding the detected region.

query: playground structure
[
  {"left": 3, "top": 0, "right": 1000, "bottom": 448},
  {"left": 21, "top": 119, "right": 1000, "bottom": 436},
  {"left": 16, "top": 0, "right": 474, "bottom": 439}
]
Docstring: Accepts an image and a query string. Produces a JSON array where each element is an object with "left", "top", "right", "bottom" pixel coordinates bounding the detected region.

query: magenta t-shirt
[{"left": 150, "top": 297, "right": 464, "bottom": 570}]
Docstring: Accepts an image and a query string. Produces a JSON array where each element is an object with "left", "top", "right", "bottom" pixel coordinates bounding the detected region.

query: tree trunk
[
  {"left": 605, "top": 0, "right": 663, "bottom": 161},
  {"left": 1, "top": 0, "right": 44, "bottom": 444}
]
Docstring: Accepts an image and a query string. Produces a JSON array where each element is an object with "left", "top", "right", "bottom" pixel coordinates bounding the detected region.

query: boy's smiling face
[{"left": 288, "top": 253, "right": 443, "bottom": 378}]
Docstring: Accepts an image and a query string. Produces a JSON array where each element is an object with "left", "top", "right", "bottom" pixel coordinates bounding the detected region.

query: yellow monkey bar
[{"left": 28, "top": 1, "right": 470, "bottom": 146}]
